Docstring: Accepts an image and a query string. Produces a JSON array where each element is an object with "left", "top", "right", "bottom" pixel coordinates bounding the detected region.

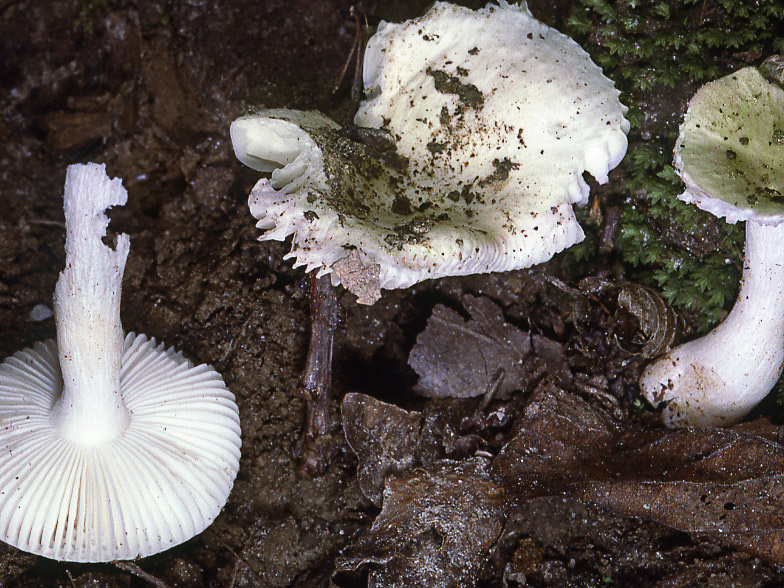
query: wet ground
[{"left": 2, "top": 0, "right": 784, "bottom": 587}]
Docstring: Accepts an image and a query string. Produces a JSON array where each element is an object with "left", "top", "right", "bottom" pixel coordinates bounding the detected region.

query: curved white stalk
[
  {"left": 50, "top": 164, "right": 131, "bottom": 445},
  {"left": 640, "top": 221, "right": 784, "bottom": 427}
]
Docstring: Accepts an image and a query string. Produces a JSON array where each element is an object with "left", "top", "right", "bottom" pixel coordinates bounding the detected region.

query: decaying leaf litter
[{"left": 2, "top": 0, "right": 784, "bottom": 587}]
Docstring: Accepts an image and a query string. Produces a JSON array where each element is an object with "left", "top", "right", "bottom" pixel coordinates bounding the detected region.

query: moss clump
[
  {"left": 565, "top": 0, "right": 783, "bottom": 333},
  {"left": 617, "top": 145, "right": 741, "bottom": 329},
  {"left": 568, "top": 0, "right": 784, "bottom": 91}
]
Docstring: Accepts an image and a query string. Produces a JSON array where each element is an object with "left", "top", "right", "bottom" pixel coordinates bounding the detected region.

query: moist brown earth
[{"left": 1, "top": 1, "right": 783, "bottom": 587}]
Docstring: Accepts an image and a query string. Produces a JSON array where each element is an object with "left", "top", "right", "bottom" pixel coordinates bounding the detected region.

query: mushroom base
[{"left": 640, "top": 221, "right": 784, "bottom": 427}]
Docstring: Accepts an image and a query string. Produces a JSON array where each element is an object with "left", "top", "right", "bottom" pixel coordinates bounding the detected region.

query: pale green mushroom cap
[{"left": 675, "top": 66, "right": 784, "bottom": 224}]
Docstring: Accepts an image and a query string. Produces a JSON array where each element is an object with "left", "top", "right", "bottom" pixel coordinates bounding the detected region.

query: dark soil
[{"left": 1, "top": 1, "right": 783, "bottom": 587}]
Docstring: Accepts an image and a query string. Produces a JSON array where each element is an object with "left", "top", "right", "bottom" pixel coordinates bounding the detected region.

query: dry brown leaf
[
  {"left": 333, "top": 458, "right": 506, "bottom": 588},
  {"left": 341, "top": 393, "right": 426, "bottom": 506},
  {"left": 492, "top": 380, "right": 784, "bottom": 565},
  {"left": 409, "top": 295, "right": 571, "bottom": 399},
  {"left": 332, "top": 250, "right": 382, "bottom": 305}
]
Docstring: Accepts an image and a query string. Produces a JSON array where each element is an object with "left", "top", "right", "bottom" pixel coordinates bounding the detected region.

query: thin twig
[
  {"left": 228, "top": 557, "right": 241, "bottom": 588},
  {"left": 26, "top": 218, "right": 65, "bottom": 229},
  {"left": 528, "top": 269, "right": 583, "bottom": 298},
  {"left": 204, "top": 528, "right": 265, "bottom": 585},
  {"left": 224, "top": 62, "right": 247, "bottom": 95},
  {"left": 65, "top": 569, "right": 77, "bottom": 588},
  {"left": 351, "top": 9, "right": 368, "bottom": 101},
  {"left": 476, "top": 368, "right": 505, "bottom": 414},
  {"left": 332, "top": 11, "right": 361, "bottom": 95},
  {"left": 113, "top": 561, "right": 172, "bottom": 588}
]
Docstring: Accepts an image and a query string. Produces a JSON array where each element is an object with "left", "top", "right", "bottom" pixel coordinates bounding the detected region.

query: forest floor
[{"left": 2, "top": 0, "right": 783, "bottom": 587}]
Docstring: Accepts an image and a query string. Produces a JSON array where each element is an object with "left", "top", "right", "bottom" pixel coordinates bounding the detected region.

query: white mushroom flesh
[
  {"left": 232, "top": 1, "right": 629, "bottom": 301},
  {"left": 50, "top": 163, "right": 131, "bottom": 444},
  {"left": 641, "top": 221, "right": 784, "bottom": 426}
]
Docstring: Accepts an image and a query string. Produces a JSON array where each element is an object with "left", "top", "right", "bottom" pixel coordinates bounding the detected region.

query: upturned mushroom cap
[
  {"left": 674, "top": 65, "right": 784, "bottom": 224},
  {"left": 231, "top": 1, "right": 628, "bottom": 303},
  {"left": 0, "top": 163, "right": 241, "bottom": 562}
]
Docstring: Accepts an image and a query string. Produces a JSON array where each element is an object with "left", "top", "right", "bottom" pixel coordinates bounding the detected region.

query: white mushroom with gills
[
  {"left": 231, "top": 0, "right": 630, "bottom": 305},
  {"left": 0, "top": 163, "right": 242, "bottom": 562},
  {"left": 640, "top": 57, "right": 784, "bottom": 427},
  {"left": 230, "top": 0, "right": 629, "bottom": 473}
]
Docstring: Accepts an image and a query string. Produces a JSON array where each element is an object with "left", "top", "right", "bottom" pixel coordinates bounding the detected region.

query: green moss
[
  {"left": 565, "top": 0, "right": 782, "bottom": 333},
  {"left": 568, "top": 223, "right": 599, "bottom": 265}
]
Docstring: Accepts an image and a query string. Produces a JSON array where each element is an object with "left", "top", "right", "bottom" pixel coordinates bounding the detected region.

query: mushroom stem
[
  {"left": 50, "top": 164, "right": 131, "bottom": 445},
  {"left": 640, "top": 220, "right": 784, "bottom": 427},
  {"left": 298, "top": 272, "right": 340, "bottom": 476}
]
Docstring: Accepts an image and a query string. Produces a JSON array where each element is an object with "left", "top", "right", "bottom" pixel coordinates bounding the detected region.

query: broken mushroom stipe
[{"left": 0, "top": 163, "right": 242, "bottom": 562}]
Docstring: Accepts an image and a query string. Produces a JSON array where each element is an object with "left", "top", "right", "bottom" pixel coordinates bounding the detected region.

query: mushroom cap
[
  {"left": 232, "top": 1, "right": 628, "bottom": 302},
  {"left": 357, "top": 1, "right": 629, "bottom": 186},
  {"left": 674, "top": 65, "right": 784, "bottom": 225},
  {"left": 0, "top": 332, "right": 241, "bottom": 562}
]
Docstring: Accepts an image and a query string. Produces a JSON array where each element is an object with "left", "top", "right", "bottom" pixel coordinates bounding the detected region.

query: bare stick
[
  {"left": 332, "top": 8, "right": 361, "bottom": 95},
  {"left": 113, "top": 561, "right": 172, "bottom": 588},
  {"left": 351, "top": 8, "right": 368, "bottom": 102},
  {"left": 298, "top": 272, "right": 340, "bottom": 476}
]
